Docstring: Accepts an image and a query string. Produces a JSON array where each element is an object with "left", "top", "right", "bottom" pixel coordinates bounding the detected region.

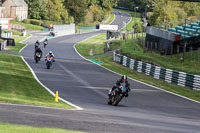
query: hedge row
[{"left": 23, "top": 19, "right": 43, "bottom": 26}]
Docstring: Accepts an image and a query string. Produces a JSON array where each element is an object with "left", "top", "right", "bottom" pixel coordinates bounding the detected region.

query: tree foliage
[
  {"left": 118, "top": 0, "right": 200, "bottom": 26},
  {"left": 25, "top": 0, "right": 74, "bottom": 24},
  {"left": 64, "top": 0, "right": 88, "bottom": 24},
  {"left": 24, "top": 0, "right": 118, "bottom": 24}
]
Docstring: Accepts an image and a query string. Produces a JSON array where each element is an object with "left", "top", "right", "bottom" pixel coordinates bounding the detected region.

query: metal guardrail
[
  {"left": 1, "top": 32, "right": 12, "bottom": 38},
  {"left": 0, "top": 32, "right": 12, "bottom": 50},
  {"left": 113, "top": 52, "right": 200, "bottom": 91},
  {"left": 0, "top": 40, "right": 7, "bottom": 50}
]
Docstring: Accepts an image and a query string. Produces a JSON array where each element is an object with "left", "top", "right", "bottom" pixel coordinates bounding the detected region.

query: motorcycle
[
  {"left": 108, "top": 82, "right": 127, "bottom": 106},
  {"left": 45, "top": 55, "right": 53, "bottom": 69},
  {"left": 34, "top": 52, "right": 42, "bottom": 63}
]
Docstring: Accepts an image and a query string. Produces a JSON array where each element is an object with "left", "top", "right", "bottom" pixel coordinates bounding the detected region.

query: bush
[
  {"left": 23, "top": 19, "right": 31, "bottom": 24},
  {"left": 30, "top": 19, "right": 42, "bottom": 26}
]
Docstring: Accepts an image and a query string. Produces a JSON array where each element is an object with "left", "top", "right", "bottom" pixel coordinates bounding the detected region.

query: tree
[
  {"left": 181, "top": 2, "right": 200, "bottom": 17},
  {"left": 64, "top": 0, "right": 88, "bottom": 23},
  {"left": 25, "top": 0, "right": 74, "bottom": 24},
  {"left": 150, "top": 0, "right": 178, "bottom": 26},
  {"left": 25, "top": 0, "right": 48, "bottom": 19}
]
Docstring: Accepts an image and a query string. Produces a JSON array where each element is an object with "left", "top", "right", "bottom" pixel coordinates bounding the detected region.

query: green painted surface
[
  {"left": 89, "top": 59, "right": 103, "bottom": 65},
  {"left": 41, "top": 36, "right": 54, "bottom": 41}
]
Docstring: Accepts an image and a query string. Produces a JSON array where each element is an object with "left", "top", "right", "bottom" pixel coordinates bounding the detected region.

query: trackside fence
[
  {"left": 0, "top": 32, "right": 12, "bottom": 50},
  {"left": 113, "top": 52, "right": 200, "bottom": 91}
]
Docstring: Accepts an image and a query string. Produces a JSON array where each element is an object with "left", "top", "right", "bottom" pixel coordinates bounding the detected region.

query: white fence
[{"left": 53, "top": 24, "right": 75, "bottom": 36}]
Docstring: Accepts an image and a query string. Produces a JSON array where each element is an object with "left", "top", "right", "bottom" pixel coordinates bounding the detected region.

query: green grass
[
  {"left": 75, "top": 33, "right": 200, "bottom": 102},
  {"left": 105, "top": 12, "right": 115, "bottom": 24},
  {"left": 0, "top": 123, "right": 86, "bottom": 133},
  {"left": 11, "top": 21, "right": 44, "bottom": 30},
  {"left": 42, "top": 20, "right": 64, "bottom": 26},
  {"left": 75, "top": 34, "right": 106, "bottom": 56},
  {"left": 119, "top": 37, "right": 200, "bottom": 74},
  {"left": 0, "top": 53, "right": 73, "bottom": 108},
  {"left": 8, "top": 43, "right": 25, "bottom": 52},
  {"left": 3, "top": 30, "right": 22, "bottom": 36},
  {"left": 8, "top": 34, "right": 31, "bottom": 52}
]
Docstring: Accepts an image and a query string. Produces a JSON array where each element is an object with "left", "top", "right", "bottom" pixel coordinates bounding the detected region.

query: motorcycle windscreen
[{"left": 121, "top": 82, "right": 127, "bottom": 92}]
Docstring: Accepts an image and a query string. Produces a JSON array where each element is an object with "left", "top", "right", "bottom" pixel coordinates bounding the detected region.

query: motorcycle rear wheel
[
  {"left": 47, "top": 65, "right": 50, "bottom": 69},
  {"left": 107, "top": 98, "right": 112, "bottom": 105},
  {"left": 112, "top": 94, "right": 122, "bottom": 106}
]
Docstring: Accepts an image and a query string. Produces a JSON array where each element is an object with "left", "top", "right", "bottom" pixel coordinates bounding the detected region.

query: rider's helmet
[
  {"left": 121, "top": 75, "right": 127, "bottom": 82},
  {"left": 49, "top": 51, "right": 52, "bottom": 55}
]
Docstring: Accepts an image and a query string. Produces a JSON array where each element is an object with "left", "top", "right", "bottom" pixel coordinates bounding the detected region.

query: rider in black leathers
[
  {"left": 108, "top": 75, "right": 131, "bottom": 98},
  {"left": 34, "top": 46, "right": 42, "bottom": 58},
  {"left": 35, "top": 40, "right": 40, "bottom": 50}
]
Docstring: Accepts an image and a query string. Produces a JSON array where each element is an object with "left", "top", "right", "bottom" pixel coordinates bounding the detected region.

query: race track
[{"left": 0, "top": 11, "right": 200, "bottom": 133}]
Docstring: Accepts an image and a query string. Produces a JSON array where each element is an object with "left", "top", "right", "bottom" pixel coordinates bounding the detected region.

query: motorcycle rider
[
  {"left": 45, "top": 51, "right": 55, "bottom": 61},
  {"left": 34, "top": 46, "right": 42, "bottom": 58},
  {"left": 108, "top": 75, "right": 131, "bottom": 98},
  {"left": 35, "top": 40, "right": 40, "bottom": 50},
  {"left": 43, "top": 39, "right": 48, "bottom": 47}
]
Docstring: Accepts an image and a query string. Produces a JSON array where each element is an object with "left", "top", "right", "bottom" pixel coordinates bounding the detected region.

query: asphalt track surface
[{"left": 1, "top": 11, "right": 200, "bottom": 133}]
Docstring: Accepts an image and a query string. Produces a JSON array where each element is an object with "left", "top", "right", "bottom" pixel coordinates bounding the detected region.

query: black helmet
[{"left": 121, "top": 75, "right": 127, "bottom": 81}]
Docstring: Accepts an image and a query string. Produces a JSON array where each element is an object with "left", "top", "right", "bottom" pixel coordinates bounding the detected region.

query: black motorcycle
[
  {"left": 34, "top": 52, "right": 42, "bottom": 63},
  {"left": 108, "top": 83, "right": 127, "bottom": 106}
]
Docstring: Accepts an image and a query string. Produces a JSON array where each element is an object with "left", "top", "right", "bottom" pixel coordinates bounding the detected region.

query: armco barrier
[{"left": 113, "top": 52, "right": 200, "bottom": 91}]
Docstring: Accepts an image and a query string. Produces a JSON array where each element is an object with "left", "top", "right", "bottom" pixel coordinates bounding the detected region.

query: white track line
[
  {"left": 21, "top": 56, "right": 83, "bottom": 110},
  {"left": 73, "top": 14, "right": 200, "bottom": 104},
  {"left": 0, "top": 102, "right": 81, "bottom": 111},
  {"left": 19, "top": 34, "right": 32, "bottom": 53},
  {"left": 18, "top": 33, "right": 83, "bottom": 110}
]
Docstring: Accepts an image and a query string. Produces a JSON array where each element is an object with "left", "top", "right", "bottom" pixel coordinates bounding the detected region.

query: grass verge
[
  {"left": 0, "top": 53, "right": 73, "bottom": 108},
  {"left": 1, "top": 34, "right": 73, "bottom": 108},
  {"left": 75, "top": 34, "right": 200, "bottom": 102},
  {"left": 76, "top": 34, "right": 106, "bottom": 56},
  {"left": 105, "top": 12, "right": 115, "bottom": 24},
  {"left": 119, "top": 36, "right": 200, "bottom": 74},
  {"left": 11, "top": 21, "right": 44, "bottom": 30},
  {"left": 0, "top": 123, "right": 86, "bottom": 133},
  {"left": 8, "top": 34, "right": 31, "bottom": 52}
]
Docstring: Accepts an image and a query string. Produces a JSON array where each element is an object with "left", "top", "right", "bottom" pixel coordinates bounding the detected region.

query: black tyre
[
  {"left": 107, "top": 98, "right": 112, "bottom": 105},
  {"left": 47, "top": 64, "right": 50, "bottom": 69},
  {"left": 112, "top": 94, "right": 122, "bottom": 106}
]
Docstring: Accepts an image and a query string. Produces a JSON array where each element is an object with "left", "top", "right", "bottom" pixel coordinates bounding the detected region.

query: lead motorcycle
[
  {"left": 108, "top": 82, "right": 127, "bottom": 106},
  {"left": 45, "top": 55, "right": 54, "bottom": 69}
]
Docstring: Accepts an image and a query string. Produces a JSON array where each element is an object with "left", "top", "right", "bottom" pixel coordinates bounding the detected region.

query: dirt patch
[{"left": 90, "top": 48, "right": 93, "bottom": 56}]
